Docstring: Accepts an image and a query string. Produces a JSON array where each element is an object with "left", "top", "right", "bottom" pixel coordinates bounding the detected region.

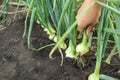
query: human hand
[{"left": 76, "top": 0, "right": 104, "bottom": 36}]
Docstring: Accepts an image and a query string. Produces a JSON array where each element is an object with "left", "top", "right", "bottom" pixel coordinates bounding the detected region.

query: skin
[{"left": 76, "top": 0, "right": 105, "bottom": 36}]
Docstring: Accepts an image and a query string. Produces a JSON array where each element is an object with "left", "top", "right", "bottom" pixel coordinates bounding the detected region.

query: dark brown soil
[{"left": 0, "top": 5, "right": 120, "bottom": 80}]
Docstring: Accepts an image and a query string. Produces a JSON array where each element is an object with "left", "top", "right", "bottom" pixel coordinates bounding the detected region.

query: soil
[{"left": 0, "top": 5, "right": 120, "bottom": 80}]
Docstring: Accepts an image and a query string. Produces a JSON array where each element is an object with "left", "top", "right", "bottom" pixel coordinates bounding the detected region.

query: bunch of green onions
[
  {"left": 22, "top": 0, "right": 82, "bottom": 58},
  {"left": 18, "top": 0, "right": 120, "bottom": 80}
]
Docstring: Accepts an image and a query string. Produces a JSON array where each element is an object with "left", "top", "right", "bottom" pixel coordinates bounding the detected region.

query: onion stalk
[
  {"left": 43, "top": 23, "right": 56, "bottom": 40},
  {"left": 88, "top": 1, "right": 108, "bottom": 79},
  {"left": 105, "top": 45, "right": 117, "bottom": 64},
  {"left": 100, "top": 74, "right": 119, "bottom": 80},
  {"left": 65, "top": 40, "right": 77, "bottom": 58},
  {"left": 76, "top": 31, "right": 89, "bottom": 56}
]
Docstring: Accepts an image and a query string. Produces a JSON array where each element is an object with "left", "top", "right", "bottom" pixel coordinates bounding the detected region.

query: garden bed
[{"left": 0, "top": 6, "right": 120, "bottom": 80}]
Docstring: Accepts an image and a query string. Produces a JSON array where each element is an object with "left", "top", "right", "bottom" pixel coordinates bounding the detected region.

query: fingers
[
  {"left": 76, "top": 14, "right": 87, "bottom": 33},
  {"left": 86, "top": 25, "right": 94, "bottom": 36},
  {"left": 77, "top": 21, "right": 87, "bottom": 33},
  {"left": 76, "top": 12, "right": 96, "bottom": 35}
]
